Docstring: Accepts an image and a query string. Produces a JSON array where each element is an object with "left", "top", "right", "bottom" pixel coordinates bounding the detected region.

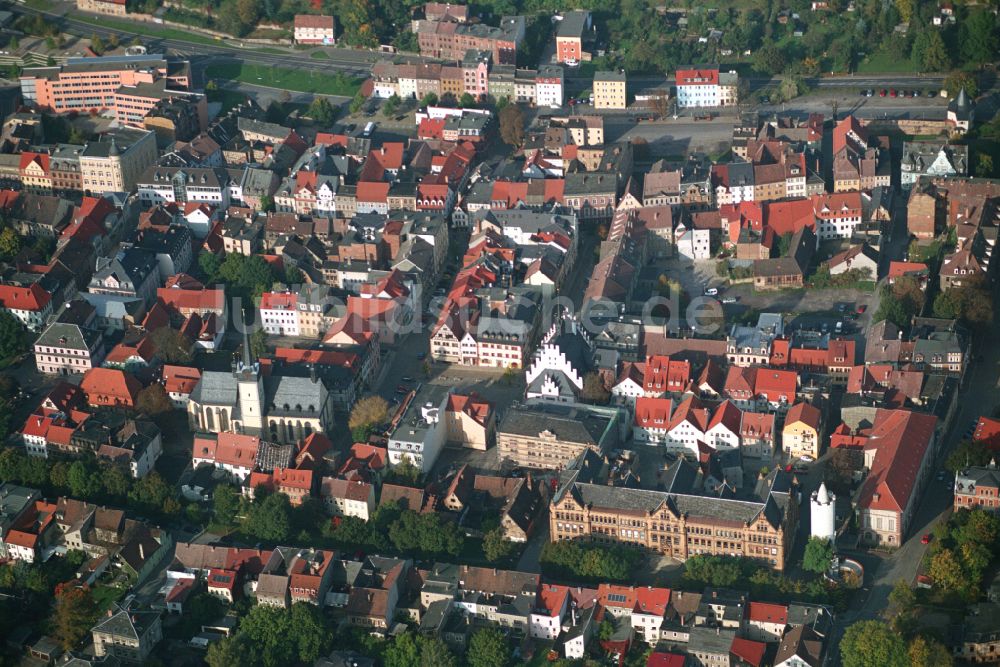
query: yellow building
[
  {"left": 593, "top": 71, "right": 627, "bottom": 110},
  {"left": 782, "top": 401, "right": 822, "bottom": 459}
]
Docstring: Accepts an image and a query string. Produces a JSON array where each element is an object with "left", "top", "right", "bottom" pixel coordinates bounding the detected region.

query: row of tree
[
  {"left": 842, "top": 619, "right": 951, "bottom": 667},
  {"left": 0, "top": 448, "right": 179, "bottom": 517},
  {"left": 682, "top": 554, "right": 845, "bottom": 609},
  {"left": 540, "top": 540, "right": 642, "bottom": 583}
]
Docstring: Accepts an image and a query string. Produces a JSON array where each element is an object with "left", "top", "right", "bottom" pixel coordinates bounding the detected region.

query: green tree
[
  {"left": 467, "top": 627, "right": 511, "bottom": 667},
  {"left": 68, "top": 460, "right": 102, "bottom": 499},
  {"left": 385, "top": 458, "right": 421, "bottom": 486},
  {"left": 52, "top": 585, "right": 99, "bottom": 650},
  {"left": 927, "top": 548, "right": 967, "bottom": 593},
  {"left": 384, "top": 632, "right": 421, "bottom": 667},
  {"left": 128, "top": 472, "right": 173, "bottom": 515},
  {"left": 249, "top": 328, "right": 268, "bottom": 359},
  {"left": 307, "top": 97, "right": 337, "bottom": 125},
  {"left": 234, "top": 603, "right": 329, "bottom": 667},
  {"left": 199, "top": 251, "right": 223, "bottom": 283},
  {"left": 498, "top": 104, "right": 524, "bottom": 148},
  {"left": 0, "top": 312, "right": 25, "bottom": 362},
  {"left": 349, "top": 92, "right": 366, "bottom": 114},
  {"left": 753, "top": 44, "right": 786, "bottom": 75},
  {"left": 955, "top": 508, "right": 1000, "bottom": 546},
  {"left": 483, "top": 527, "right": 513, "bottom": 563},
  {"left": 213, "top": 484, "right": 241, "bottom": 526},
  {"left": 802, "top": 537, "right": 834, "bottom": 574},
  {"left": 977, "top": 153, "right": 995, "bottom": 178},
  {"left": 135, "top": 383, "right": 173, "bottom": 416},
  {"left": 383, "top": 94, "right": 401, "bottom": 117},
  {"left": 244, "top": 492, "right": 293, "bottom": 543},
  {"left": 389, "top": 511, "right": 463, "bottom": 557},
  {"left": 886, "top": 579, "right": 916, "bottom": 621},
  {"left": 419, "top": 92, "right": 439, "bottom": 107},
  {"left": 101, "top": 465, "right": 131, "bottom": 499},
  {"left": 348, "top": 395, "right": 390, "bottom": 442},
  {"left": 944, "top": 71, "right": 978, "bottom": 98},
  {"left": 0, "top": 228, "right": 21, "bottom": 258},
  {"left": 90, "top": 34, "right": 105, "bottom": 55},
  {"left": 150, "top": 326, "right": 193, "bottom": 364},
  {"left": 841, "top": 620, "right": 908, "bottom": 667},
  {"left": 909, "top": 635, "right": 953, "bottom": 667},
  {"left": 945, "top": 439, "right": 992, "bottom": 473},
  {"left": 912, "top": 29, "right": 950, "bottom": 71},
  {"left": 419, "top": 636, "right": 456, "bottom": 667},
  {"left": 259, "top": 193, "right": 275, "bottom": 213},
  {"left": 960, "top": 9, "right": 998, "bottom": 66},
  {"left": 459, "top": 92, "right": 475, "bottom": 108}
]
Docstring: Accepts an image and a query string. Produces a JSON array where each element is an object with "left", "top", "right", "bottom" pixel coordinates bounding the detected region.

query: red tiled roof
[
  {"left": 536, "top": 584, "right": 569, "bottom": 616},
  {"left": 730, "top": 637, "right": 767, "bottom": 667},
  {"left": 888, "top": 261, "right": 929, "bottom": 279},
  {"left": 156, "top": 287, "right": 225, "bottom": 313},
  {"left": 784, "top": 402, "right": 821, "bottom": 430},
  {"left": 635, "top": 397, "right": 673, "bottom": 428},
  {"left": 668, "top": 395, "right": 709, "bottom": 432},
  {"left": 0, "top": 283, "right": 51, "bottom": 311},
  {"left": 446, "top": 392, "right": 493, "bottom": 427},
  {"left": 634, "top": 586, "right": 670, "bottom": 616},
  {"left": 974, "top": 416, "right": 1000, "bottom": 449},
  {"left": 676, "top": 67, "right": 719, "bottom": 86},
  {"left": 195, "top": 432, "right": 260, "bottom": 468},
  {"left": 80, "top": 368, "right": 142, "bottom": 407},
  {"left": 260, "top": 291, "right": 298, "bottom": 310},
  {"left": 857, "top": 409, "right": 937, "bottom": 514},
  {"left": 162, "top": 365, "right": 201, "bottom": 395},
  {"left": 747, "top": 601, "right": 788, "bottom": 624}
]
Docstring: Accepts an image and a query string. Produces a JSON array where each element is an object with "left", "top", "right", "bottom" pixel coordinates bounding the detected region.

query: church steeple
[{"left": 235, "top": 320, "right": 265, "bottom": 433}]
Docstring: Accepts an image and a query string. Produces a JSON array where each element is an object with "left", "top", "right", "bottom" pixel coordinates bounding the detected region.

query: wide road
[{"left": 8, "top": 2, "right": 383, "bottom": 78}]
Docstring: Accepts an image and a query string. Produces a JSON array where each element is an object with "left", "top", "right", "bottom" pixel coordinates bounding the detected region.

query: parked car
[
  {"left": 704, "top": 287, "right": 719, "bottom": 296},
  {"left": 921, "top": 534, "right": 932, "bottom": 545},
  {"left": 856, "top": 304, "right": 867, "bottom": 314},
  {"left": 721, "top": 296, "right": 738, "bottom": 304},
  {"left": 880, "top": 89, "right": 887, "bottom": 97}
]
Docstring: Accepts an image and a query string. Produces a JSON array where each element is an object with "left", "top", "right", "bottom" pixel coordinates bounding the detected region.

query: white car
[
  {"left": 799, "top": 455, "right": 814, "bottom": 462},
  {"left": 704, "top": 287, "right": 719, "bottom": 296}
]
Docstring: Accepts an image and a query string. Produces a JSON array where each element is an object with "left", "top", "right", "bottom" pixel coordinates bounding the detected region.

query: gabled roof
[
  {"left": 857, "top": 409, "right": 938, "bottom": 514},
  {"left": 784, "top": 402, "right": 821, "bottom": 431}
]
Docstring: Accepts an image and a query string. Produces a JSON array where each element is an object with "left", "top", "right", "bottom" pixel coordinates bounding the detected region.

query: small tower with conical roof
[
  {"left": 810, "top": 481, "right": 836, "bottom": 542},
  {"left": 948, "top": 87, "right": 974, "bottom": 133}
]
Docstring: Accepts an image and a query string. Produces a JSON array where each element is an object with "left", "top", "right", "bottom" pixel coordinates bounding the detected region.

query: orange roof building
[{"left": 80, "top": 368, "right": 143, "bottom": 409}]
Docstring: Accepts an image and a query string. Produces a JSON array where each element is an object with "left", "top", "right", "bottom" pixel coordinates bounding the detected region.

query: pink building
[{"left": 34, "top": 322, "right": 106, "bottom": 376}]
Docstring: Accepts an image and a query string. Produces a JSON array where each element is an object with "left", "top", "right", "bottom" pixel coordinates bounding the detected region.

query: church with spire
[{"left": 187, "top": 330, "right": 334, "bottom": 444}]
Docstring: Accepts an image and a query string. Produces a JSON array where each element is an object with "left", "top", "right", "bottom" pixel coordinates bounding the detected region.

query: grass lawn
[
  {"left": 205, "top": 62, "right": 362, "bottom": 97},
  {"left": 92, "top": 583, "right": 126, "bottom": 611},
  {"left": 310, "top": 50, "right": 330, "bottom": 59},
  {"left": 856, "top": 50, "right": 920, "bottom": 74},
  {"left": 71, "top": 13, "right": 223, "bottom": 47},
  {"left": 24, "top": 0, "right": 54, "bottom": 9}
]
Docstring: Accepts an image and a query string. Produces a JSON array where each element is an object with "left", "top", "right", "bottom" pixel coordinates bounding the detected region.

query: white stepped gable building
[{"left": 525, "top": 316, "right": 594, "bottom": 404}]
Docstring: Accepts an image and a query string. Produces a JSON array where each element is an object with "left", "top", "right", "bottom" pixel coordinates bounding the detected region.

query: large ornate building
[
  {"left": 550, "top": 461, "right": 798, "bottom": 571},
  {"left": 187, "top": 335, "right": 335, "bottom": 444}
]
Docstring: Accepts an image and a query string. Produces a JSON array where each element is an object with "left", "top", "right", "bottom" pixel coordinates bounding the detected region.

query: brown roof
[
  {"left": 174, "top": 542, "right": 230, "bottom": 571},
  {"left": 379, "top": 483, "right": 426, "bottom": 511},
  {"left": 294, "top": 14, "right": 335, "bottom": 29}
]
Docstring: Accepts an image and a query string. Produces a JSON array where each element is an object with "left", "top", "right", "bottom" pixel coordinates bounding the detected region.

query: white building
[
  {"left": 535, "top": 65, "right": 565, "bottom": 108},
  {"left": 810, "top": 482, "right": 836, "bottom": 543},
  {"left": 675, "top": 226, "right": 711, "bottom": 260},
  {"left": 387, "top": 386, "right": 449, "bottom": 473},
  {"left": 0, "top": 283, "right": 53, "bottom": 332},
  {"left": 525, "top": 317, "right": 592, "bottom": 404},
  {"left": 293, "top": 14, "right": 336, "bottom": 45},
  {"left": 675, "top": 67, "right": 739, "bottom": 108},
  {"left": 259, "top": 291, "right": 300, "bottom": 337}
]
